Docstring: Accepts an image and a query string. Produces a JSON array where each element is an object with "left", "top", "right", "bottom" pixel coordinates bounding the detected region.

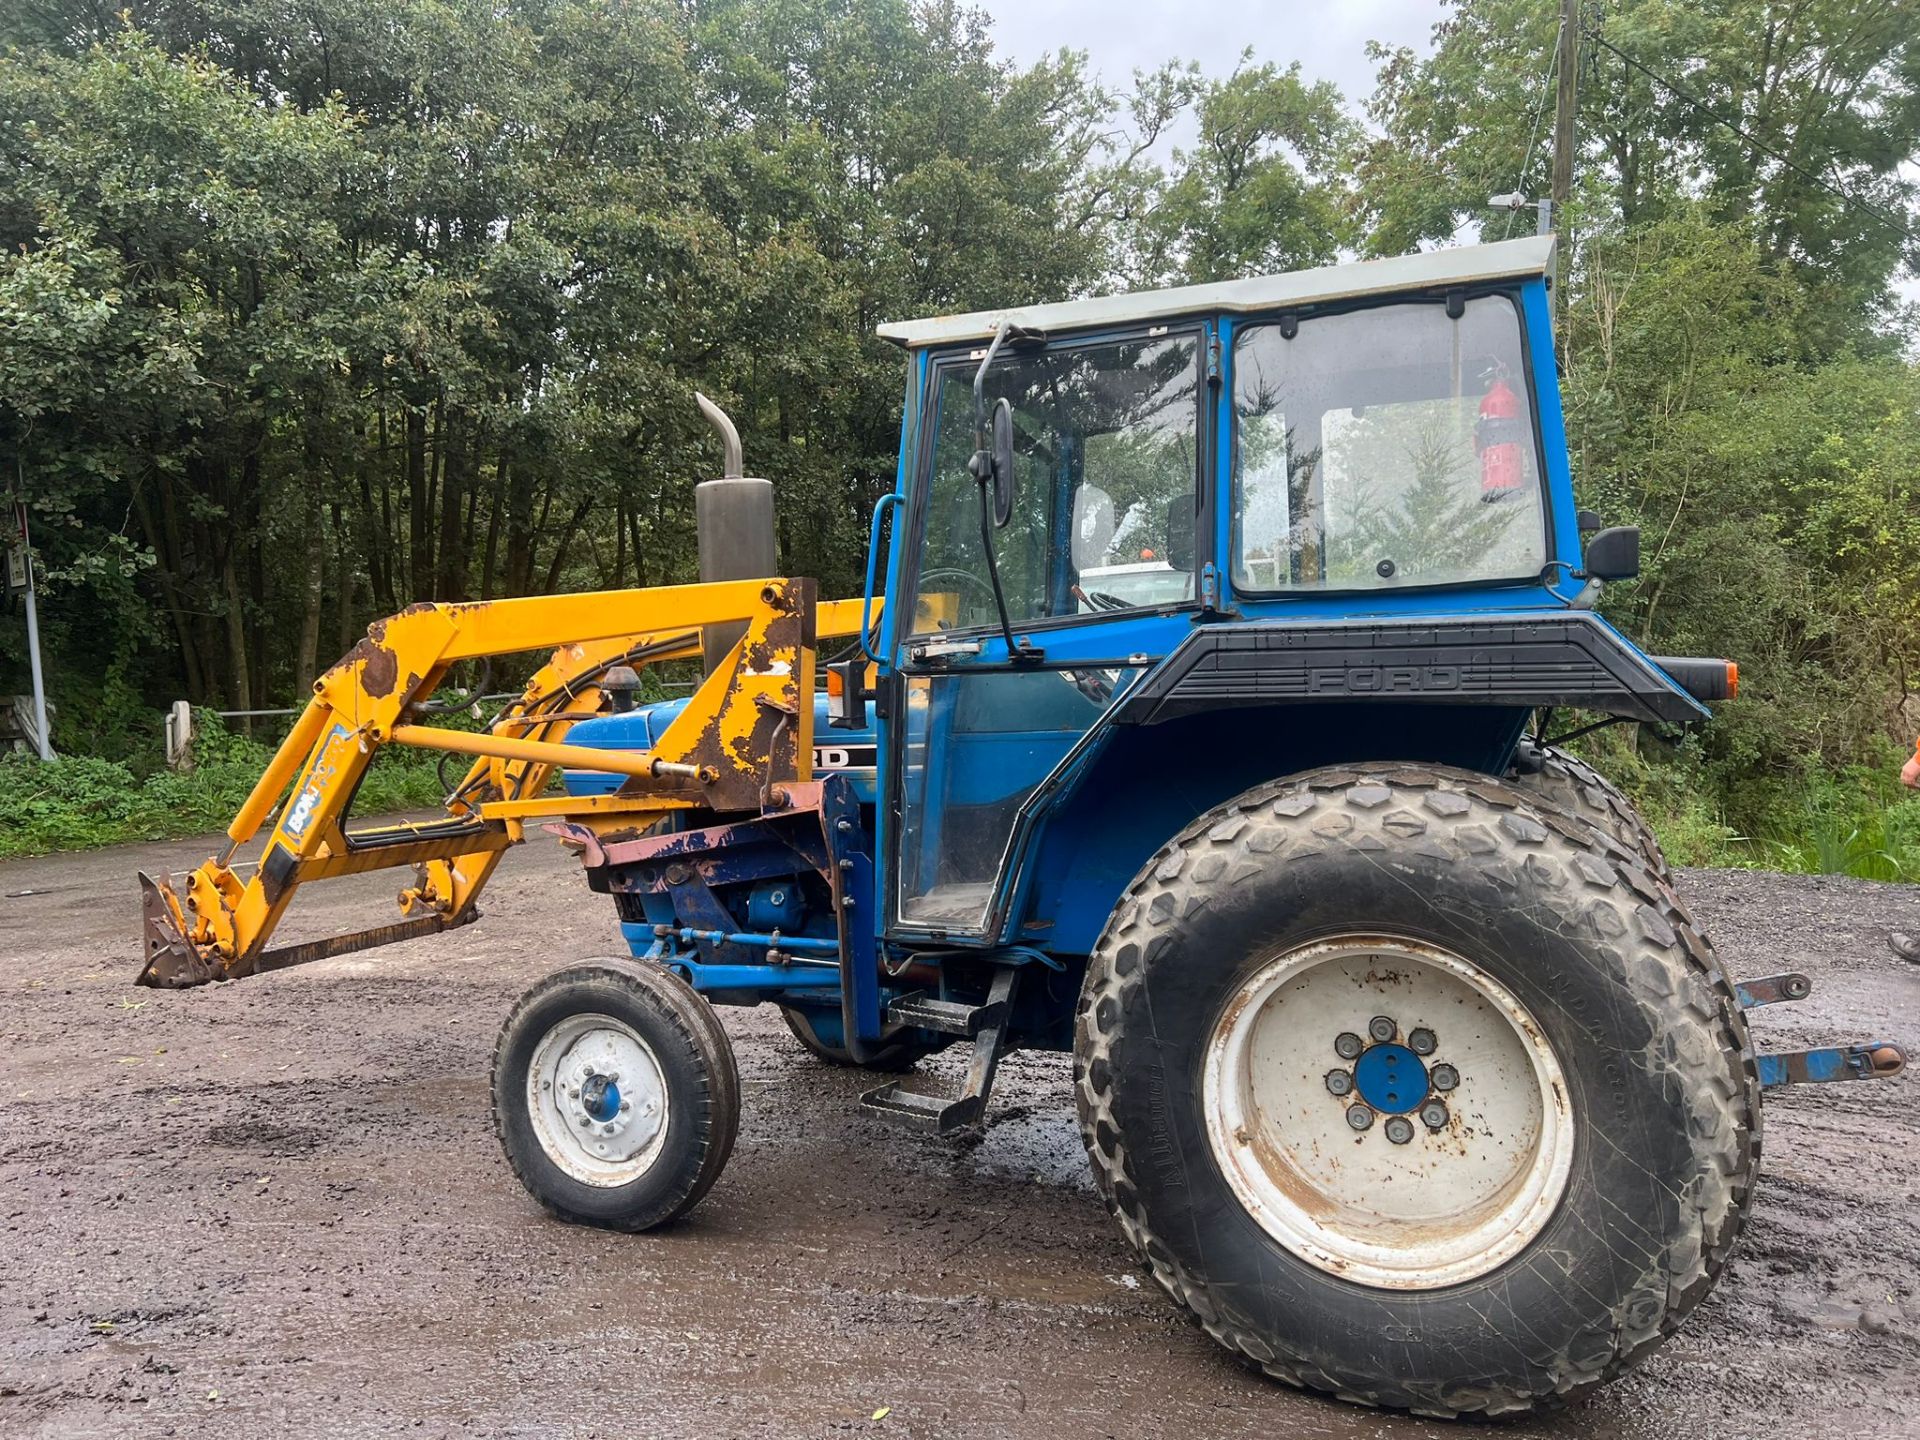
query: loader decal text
[{"left": 281, "top": 724, "right": 353, "bottom": 842}]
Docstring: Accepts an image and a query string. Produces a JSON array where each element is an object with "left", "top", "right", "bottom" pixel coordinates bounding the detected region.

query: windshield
[
  {"left": 910, "top": 333, "right": 1202, "bottom": 635},
  {"left": 1232, "top": 295, "right": 1548, "bottom": 592}
]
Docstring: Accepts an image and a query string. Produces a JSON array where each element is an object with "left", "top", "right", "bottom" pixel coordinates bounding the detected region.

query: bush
[
  {"left": 0, "top": 713, "right": 449, "bottom": 858},
  {"left": 1581, "top": 731, "right": 1920, "bottom": 881}
]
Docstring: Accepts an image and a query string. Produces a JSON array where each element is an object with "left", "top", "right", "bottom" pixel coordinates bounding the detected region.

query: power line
[{"left": 1584, "top": 26, "right": 1918, "bottom": 249}]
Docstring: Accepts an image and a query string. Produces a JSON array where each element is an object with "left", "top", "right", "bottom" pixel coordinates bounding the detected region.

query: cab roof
[{"left": 876, "top": 233, "right": 1556, "bottom": 350}]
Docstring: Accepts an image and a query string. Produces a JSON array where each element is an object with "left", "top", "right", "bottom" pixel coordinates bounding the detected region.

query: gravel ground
[{"left": 1, "top": 831, "right": 1916, "bottom": 1440}]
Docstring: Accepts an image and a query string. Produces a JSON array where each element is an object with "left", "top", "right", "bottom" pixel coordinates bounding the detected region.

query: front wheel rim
[
  {"left": 1202, "top": 935, "right": 1574, "bottom": 1290},
  {"left": 526, "top": 1012, "right": 670, "bottom": 1187}
]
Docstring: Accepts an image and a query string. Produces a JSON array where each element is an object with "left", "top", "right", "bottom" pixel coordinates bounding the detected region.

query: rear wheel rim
[
  {"left": 1202, "top": 935, "right": 1574, "bottom": 1289},
  {"left": 526, "top": 1012, "right": 669, "bottom": 1187}
]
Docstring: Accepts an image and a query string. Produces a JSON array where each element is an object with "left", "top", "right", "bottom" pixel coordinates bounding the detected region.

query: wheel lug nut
[
  {"left": 1346, "top": 1104, "right": 1374, "bottom": 1131},
  {"left": 1325, "top": 1069, "right": 1353, "bottom": 1097},
  {"left": 619, "top": 1100, "right": 631, "bottom": 1113},
  {"left": 1334, "top": 1031, "right": 1363, "bottom": 1060},
  {"left": 1384, "top": 1116, "right": 1415, "bottom": 1145},
  {"left": 1368, "top": 1015, "right": 1396, "bottom": 1043},
  {"left": 1420, "top": 1099, "right": 1450, "bottom": 1129},
  {"left": 1431, "top": 1063, "right": 1460, "bottom": 1092},
  {"left": 1408, "top": 1027, "right": 1436, "bottom": 1056},
  {"left": 577, "top": 1115, "right": 591, "bottom": 1128}
]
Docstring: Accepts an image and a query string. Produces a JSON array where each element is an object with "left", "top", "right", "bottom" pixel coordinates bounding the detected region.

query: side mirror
[
  {"left": 989, "top": 397, "right": 1015, "bottom": 528},
  {"left": 1583, "top": 525, "right": 1640, "bottom": 581},
  {"left": 1577, "top": 508, "right": 1602, "bottom": 535},
  {"left": 965, "top": 396, "right": 1016, "bottom": 529},
  {"left": 1165, "top": 495, "right": 1195, "bottom": 571},
  {"left": 825, "top": 657, "right": 867, "bottom": 730}
]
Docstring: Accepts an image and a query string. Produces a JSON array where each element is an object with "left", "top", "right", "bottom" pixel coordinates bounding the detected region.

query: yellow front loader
[{"left": 138, "top": 576, "right": 865, "bottom": 987}]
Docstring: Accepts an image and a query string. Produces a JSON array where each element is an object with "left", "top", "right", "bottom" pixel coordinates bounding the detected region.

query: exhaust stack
[{"left": 692, "top": 393, "right": 776, "bottom": 673}]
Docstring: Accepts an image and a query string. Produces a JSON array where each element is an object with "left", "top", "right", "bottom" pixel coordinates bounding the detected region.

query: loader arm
[{"left": 139, "top": 578, "right": 871, "bottom": 988}]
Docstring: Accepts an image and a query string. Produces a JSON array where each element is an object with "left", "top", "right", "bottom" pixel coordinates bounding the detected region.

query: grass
[{"left": 1620, "top": 750, "right": 1920, "bottom": 881}]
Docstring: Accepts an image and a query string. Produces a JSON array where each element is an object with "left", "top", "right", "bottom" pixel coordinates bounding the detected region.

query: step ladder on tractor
[{"left": 134, "top": 234, "right": 1906, "bottom": 1418}]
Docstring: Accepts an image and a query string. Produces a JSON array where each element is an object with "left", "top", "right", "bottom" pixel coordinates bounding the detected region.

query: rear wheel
[
  {"left": 493, "top": 959, "right": 738, "bottom": 1231},
  {"left": 1074, "top": 763, "right": 1759, "bottom": 1416},
  {"left": 1510, "top": 741, "right": 1670, "bottom": 881}
]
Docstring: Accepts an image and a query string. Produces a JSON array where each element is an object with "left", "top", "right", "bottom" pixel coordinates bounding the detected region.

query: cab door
[{"left": 884, "top": 324, "right": 1212, "bottom": 942}]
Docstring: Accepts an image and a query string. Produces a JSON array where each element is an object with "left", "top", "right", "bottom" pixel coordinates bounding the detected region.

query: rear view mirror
[
  {"left": 989, "top": 398, "right": 1015, "bottom": 528},
  {"left": 1583, "top": 525, "right": 1640, "bottom": 581},
  {"left": 1165, "top": 495, "right": 1196, "bottom": 572}
]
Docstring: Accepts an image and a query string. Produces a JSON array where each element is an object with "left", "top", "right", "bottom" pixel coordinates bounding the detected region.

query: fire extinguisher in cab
[{"left": 1476, "top": 373, "right": 1526, "bottom": 502}]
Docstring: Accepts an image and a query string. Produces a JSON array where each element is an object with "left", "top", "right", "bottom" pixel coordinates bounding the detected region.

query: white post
[
  {"left": 18, "top": 538, "right": 52, "bottom": 762},
  {"left": 166, "top": 700, "right": 195, "bottom": 771},
  {"left": 12, "top": 503, "right": 53, "bottom": 768}
]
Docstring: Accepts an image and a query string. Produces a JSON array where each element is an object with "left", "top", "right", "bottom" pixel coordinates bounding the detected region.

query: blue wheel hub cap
[
  {"left": 580, "top": 1073, "right": 622, "bottom": 1123},
  {"left": 1352, "top": 1043, "right": 1427, "bottom": 1114}
]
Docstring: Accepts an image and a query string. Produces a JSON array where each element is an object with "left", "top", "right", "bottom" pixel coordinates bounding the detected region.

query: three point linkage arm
[{"left": 138, "top": 577, "right": 866, "bottom": 988}]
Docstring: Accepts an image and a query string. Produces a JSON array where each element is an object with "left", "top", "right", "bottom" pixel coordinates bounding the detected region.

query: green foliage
[
  {"left": 1129, "top": 58, "right": 1358, "bottom": 285},
  {"left": 1585, "top": 731, "right": 1920, "bottom": 880},
  {"left": 0, "top": 715, "right": 445, "bottom": 857},
  {"left": 0, "top": 0, "right": 1916, "bottom": 871}
]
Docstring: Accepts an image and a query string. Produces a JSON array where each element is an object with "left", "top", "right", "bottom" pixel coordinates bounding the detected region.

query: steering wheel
[
  {"left": 917, "top": 567, "right": 1002, "bottom": 614},
  {"left": 1072, "top": 585, "right": 1130, "bottom": 612}
]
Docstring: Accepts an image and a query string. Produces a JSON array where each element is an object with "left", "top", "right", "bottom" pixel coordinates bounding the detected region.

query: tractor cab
[
  {"left": 853, "top": 233, "right": 1685, "bottom": 950},
  {"left": 881, "top": 232, "right": 1577, "bottom": 650}
]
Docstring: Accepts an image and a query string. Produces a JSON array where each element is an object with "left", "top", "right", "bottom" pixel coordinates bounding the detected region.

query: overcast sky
[
  {"left": 976, "top": 1, "right": 1918, "bottom": 305},
  {"left": 976, "top": 0, "right": 1444, "bottom": 118}
]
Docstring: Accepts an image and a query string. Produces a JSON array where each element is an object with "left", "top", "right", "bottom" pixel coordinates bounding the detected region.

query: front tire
[
  {"left": 1074, "top": 764, "right": 1759, "bottom": 1416},
  {"left": 493, "top": 959, "right": 739, "bottom": 1231}
]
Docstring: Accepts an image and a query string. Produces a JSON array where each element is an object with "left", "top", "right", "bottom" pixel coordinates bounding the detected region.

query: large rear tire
[
  {"left": 1073, "top": 763, "right": 1759, "bottom": 1417},
  {"left": 1510, "top": 740, "right": 1670, "bottom": 881},
  {"left": 493, "top": 959, "right": 739, "bottom": 1231}
]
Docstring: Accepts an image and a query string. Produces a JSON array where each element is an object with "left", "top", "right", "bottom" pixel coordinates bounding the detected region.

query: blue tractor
[{"left": 151, "top": 233, "right": 1906, "bottom": 1416}]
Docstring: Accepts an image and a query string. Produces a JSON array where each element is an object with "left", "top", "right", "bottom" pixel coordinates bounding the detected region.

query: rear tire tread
[{"left": 1511, "top": 743, "right": 1671, "bottom": 882}]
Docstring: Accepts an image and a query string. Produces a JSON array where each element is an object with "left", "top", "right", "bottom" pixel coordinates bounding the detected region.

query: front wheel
[
  {"left": 1074, "top": 764, "right": 1759, "bottom": 1416},
  {"left": 492, "top": 959, "right": 739, "bottom": 1231}
]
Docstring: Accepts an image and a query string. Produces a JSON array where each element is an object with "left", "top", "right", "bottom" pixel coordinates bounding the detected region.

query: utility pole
[
  {"left": 1549, "top": 0, "right": 1580, "bottom": 318},
  {"left": 1550, "top": 0, "right": 1579, "bottom": 230}
]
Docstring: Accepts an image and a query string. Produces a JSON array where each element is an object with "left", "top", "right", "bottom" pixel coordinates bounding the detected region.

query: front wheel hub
[
  {"left": 526, "top": 1013, "right": 669, "bottom": 1186},
  {"left": 579, "top": 1072, "right": 622, "bottom": 1123}
]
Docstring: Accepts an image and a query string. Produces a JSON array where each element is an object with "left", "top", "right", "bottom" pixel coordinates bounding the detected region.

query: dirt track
[{"left": 1, "top": 830, "right": 1916, "bottom": 1440}]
